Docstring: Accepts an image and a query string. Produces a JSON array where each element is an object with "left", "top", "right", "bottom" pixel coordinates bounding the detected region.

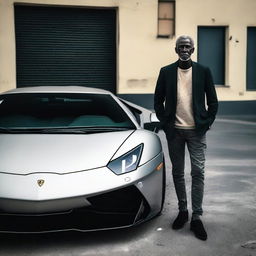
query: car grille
[{"left": 0, "top": 186, "right": 150, "bottom": 233}]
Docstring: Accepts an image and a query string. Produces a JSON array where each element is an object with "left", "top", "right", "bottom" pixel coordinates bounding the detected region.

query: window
[
  {"left": 158, "top": 0, "right": 175, "bottom": 38},
  {"left": 247, "top": 27, "right": 256, "bottom": 90},
  {"left": 0, "top": 93, "right": 136, "bottom": 130},
  {"left": 198, "top": 26, "right": 226, "bottom": 85}
]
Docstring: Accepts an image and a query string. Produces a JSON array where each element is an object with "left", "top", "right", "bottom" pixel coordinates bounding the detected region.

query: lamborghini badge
[{"left": 37, "top": 179, "right": 45, "bottom": 187}]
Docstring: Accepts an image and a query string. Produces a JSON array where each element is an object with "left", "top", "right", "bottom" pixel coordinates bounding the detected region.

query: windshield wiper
[
  {"left": 0, "top": 127, "right": 89, "bottom": 134},
  {"left": 0, "top": 126, "right": 133, "bottom": 134},
  {"left": 0, "top": 127, "right": 15, "bottom": 133},
  {"left": 0, "top": 127, "right": 50, "bottom": 134},
  {"left": 41, "top": 126, "right": 133, "bottom": 134},
  {"left": 79, "top": 126, "right": 132, "bottom": 131}
]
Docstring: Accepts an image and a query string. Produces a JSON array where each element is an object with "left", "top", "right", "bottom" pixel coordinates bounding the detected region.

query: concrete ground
[{"left": 0, "top": 116, "right": 255, "bottom": 256}]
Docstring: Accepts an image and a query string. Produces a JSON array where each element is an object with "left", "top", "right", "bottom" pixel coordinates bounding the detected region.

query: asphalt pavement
[{"left": 0, "top": 116, "right": 255, "bottom": 256}]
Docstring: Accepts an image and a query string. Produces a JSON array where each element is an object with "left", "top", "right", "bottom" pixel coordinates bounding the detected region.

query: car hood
[{"left": 0, "top": 130, "right": 134, "bottom": 175}]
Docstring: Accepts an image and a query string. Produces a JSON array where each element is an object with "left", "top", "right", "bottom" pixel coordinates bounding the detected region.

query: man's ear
[
  {"left": 175, "top": 47, "right": 178, "bottom": 54},
  {"left": 191, "top": 47, "right": 195, "bottom": 54}
]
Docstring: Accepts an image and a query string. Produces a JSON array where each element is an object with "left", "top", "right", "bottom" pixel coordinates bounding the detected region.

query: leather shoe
[
  {"left": 190, "top": 219, "right": 207, "bottom": 241},
  {"left": 172, "top": 210, "right": 189, "bottom": 230}
]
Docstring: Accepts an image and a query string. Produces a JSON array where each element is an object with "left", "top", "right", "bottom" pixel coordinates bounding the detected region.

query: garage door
[{"left": 15, "top": 5, "right": 117, "bottom": 93}]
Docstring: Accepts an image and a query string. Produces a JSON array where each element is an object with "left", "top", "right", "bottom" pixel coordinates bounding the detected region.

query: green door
[
  {"left": 247, "top": 27, "right": 256, "bottom": 90},
  {"left": 198, "top": 26, "right": 225, "bottom": 85}
]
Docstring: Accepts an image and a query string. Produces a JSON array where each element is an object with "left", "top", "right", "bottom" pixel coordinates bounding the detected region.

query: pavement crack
[{"left": 241, "top": 240, "right": 256, "bottom": 249}]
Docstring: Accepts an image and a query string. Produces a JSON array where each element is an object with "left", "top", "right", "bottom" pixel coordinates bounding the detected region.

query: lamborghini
[{"left": 0, "top": 86, "right": 165, "bottom": 232}]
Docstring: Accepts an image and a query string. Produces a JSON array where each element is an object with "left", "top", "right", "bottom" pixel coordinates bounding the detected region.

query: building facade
[{"left": 0, "top": 0, "right": 256, "bottom": 114}]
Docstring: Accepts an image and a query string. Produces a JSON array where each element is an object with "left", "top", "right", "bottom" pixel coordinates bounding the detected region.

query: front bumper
[
  {"left": 0, "top": 185, "right": 151, "bottom": 233},
  {"left": 0, "top": 152, "right": 164, "bottom": 232}
]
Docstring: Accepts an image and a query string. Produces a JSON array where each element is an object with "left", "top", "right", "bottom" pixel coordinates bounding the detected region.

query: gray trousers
[{"left": 166, "top": 128, "right": 206, "bottom": 217}]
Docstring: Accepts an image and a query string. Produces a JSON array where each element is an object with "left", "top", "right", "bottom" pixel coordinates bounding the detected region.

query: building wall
[
  {"left": 176, "top": 0, "right": 256, "bottom": 102},
  {"left": 0, "top": 0, "right": 256, "bottom": 105}
]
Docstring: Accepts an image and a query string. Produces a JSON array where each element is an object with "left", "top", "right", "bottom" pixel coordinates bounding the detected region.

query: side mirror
[
  {"left": 144, "top": 113, "right": 161, "bottom": 133},
  {"left": 150, "top": 112, "right": 159, "bottom": 123}
]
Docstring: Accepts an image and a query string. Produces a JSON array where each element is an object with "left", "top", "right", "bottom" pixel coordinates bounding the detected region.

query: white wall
[
  {"left": 176, "top": 0, "right": 256, "bottom": 101},
  {"left": 0, "top": 0, "right": 256, "bottom": 101},
  {"left": 0, "top": 0, "right": 17, "bottom": 92}
]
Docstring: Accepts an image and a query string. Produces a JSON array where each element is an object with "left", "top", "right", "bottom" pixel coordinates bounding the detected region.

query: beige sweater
[{"left": 175, "top": 67, "right": 195, "bottom": 129}]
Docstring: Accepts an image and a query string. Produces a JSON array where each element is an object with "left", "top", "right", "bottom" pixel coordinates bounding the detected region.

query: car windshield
[{"left": 0, "top": 93, "right": 136, "bottom": 133}]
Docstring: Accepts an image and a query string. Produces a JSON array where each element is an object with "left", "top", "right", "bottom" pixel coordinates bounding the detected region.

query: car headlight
[{"left": 107, "top": 144, "right": 143, "bottom": 175}]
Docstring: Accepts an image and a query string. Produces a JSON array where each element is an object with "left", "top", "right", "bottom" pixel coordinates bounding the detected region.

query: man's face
[{"left": 175, "top": 38, "right": 194, "bottom": 61}]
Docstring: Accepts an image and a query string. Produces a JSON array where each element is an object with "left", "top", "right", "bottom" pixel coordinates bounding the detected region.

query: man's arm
[
  {"left": 205, "top": 67, "right": 218, "bottom": 125},
  {"left": 154, "top": 68, "right": 167, "bottom": 123}
]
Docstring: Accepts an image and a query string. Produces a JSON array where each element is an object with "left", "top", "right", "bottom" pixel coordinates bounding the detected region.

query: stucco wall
[
  {"left": 0, "top": 0, "right": 16, "bottom": 92},
  {"left": 175, "top": 0, "right": 256, "bottom": 101},
  {"left": 0, "top": 0, "right": 256, "bottom": 102}
]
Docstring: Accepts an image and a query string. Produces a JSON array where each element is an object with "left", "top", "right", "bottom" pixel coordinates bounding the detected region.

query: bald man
[{"left": 154, "top": 35, "right": 218, "bottom": 241}]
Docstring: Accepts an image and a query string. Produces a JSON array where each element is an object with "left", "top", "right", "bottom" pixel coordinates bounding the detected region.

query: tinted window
[{"left": 0, "top": 93, "right": 135, "bottom": 129}]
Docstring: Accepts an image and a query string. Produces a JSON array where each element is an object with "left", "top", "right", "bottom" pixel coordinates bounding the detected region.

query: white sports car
[{"left": 0, "top": 86, "right": 165, "bottom": 233}]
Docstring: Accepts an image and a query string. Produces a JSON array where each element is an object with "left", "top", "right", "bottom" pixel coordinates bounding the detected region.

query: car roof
[{"left": 0, "top": 86, "right": 112, "bottom": 95}]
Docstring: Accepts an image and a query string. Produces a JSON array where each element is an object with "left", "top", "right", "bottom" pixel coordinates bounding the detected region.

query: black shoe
[
  {"left": 172, "top": 210, "right": 189, "bottom": 230},
  {"left": 190, "top": 219, "right": 208, "bottom": 241}
]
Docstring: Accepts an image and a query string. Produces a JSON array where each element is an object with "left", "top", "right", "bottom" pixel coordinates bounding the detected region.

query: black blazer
[{"left": 154, "top": 61, "right": 218, "bottom": 136}]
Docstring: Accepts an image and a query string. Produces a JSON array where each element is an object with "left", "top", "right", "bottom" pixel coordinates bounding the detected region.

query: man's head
[{"left": 175, "top": 35, "right": 194, "bottom": 61}]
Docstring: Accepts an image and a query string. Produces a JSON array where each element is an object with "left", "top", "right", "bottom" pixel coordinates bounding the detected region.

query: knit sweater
[{"left": 175, "top": 67, "right": 195, "bottom": 129}]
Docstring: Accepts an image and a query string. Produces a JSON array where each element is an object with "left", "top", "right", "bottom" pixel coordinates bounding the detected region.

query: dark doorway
[{"left": 198, "top": 26, "right": 226, "bottom": 85}]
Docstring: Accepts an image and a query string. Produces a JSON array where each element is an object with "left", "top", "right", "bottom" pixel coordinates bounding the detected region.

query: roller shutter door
[{"left": 15, "top": 5, "right": 116, "bottom": 93}]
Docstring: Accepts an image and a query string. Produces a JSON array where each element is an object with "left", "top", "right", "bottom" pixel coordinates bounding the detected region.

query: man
[{"left": 154, "top": 35, "right": 218, "bottom": 241}]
